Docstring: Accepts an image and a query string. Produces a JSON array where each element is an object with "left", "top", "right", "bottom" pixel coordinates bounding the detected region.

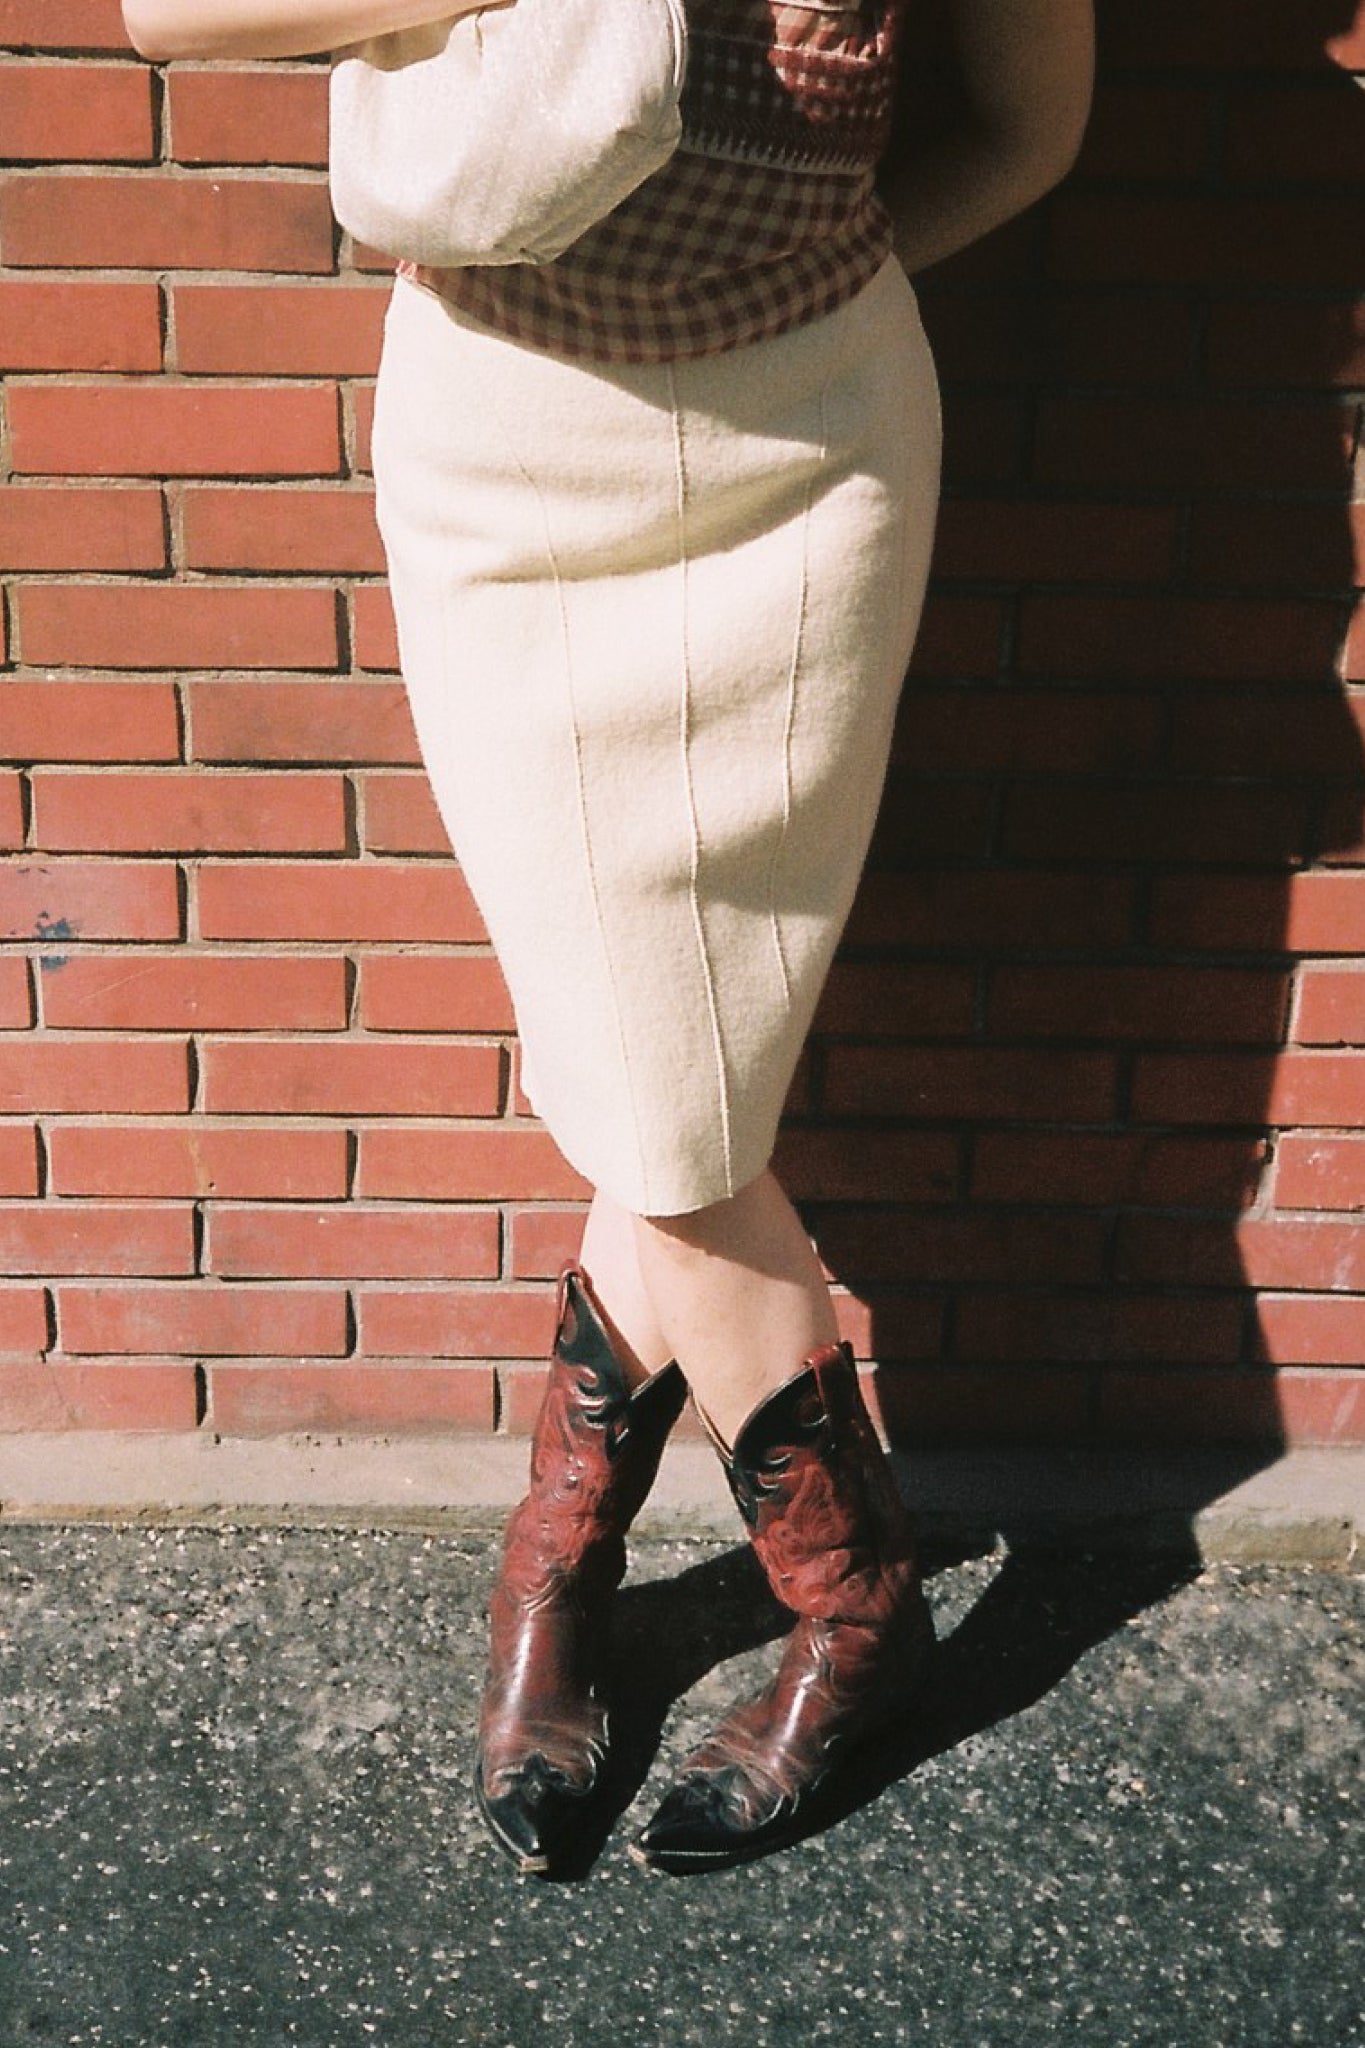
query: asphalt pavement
[{"left": 0, "top": 1523, "right": 1360, "bottom": 2047}]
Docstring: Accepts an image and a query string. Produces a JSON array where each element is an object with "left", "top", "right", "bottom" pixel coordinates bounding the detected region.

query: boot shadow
[{"left": 547, "top": 1532, "right": 1199, "bottom": 1875}]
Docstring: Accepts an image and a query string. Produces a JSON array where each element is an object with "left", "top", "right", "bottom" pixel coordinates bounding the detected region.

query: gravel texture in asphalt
[{"left": 0, "top": 1524, "right": 1360, "bottom": 2047}]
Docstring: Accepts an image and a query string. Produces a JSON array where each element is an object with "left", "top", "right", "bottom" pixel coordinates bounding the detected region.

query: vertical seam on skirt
[
  {"left": 667, "top": 360, "right": 735, "bottom": 1200},
  {"left": 470, "top": 357, "right": 652, "bottom": 1209},
  {"left": 763, "top": 347, "right": 835, "bottom": 1009}
]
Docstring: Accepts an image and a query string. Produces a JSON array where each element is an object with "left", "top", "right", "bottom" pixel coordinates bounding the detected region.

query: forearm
[
  {"left": 885, "top": 120, "right": 1077, "bottom": 275},
  {"left": 121, "top": 0, "right": 482, "bottom": 62},
  {"left": 885, "top": 0, "right": 1093, "bottom": 274}
]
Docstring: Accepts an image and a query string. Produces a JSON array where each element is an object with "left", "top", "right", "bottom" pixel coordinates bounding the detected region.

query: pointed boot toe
[
  {"left": 629, "top": 1768, "right": 787, "bottom": 1874},
  {"left": 474, "top": 1749, "right": 592, "bottom": 1876}
]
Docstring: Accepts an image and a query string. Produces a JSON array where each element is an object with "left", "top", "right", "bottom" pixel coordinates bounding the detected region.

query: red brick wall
[{"left": 1, "top": 0, "right": 1363, "bottom": 1448}]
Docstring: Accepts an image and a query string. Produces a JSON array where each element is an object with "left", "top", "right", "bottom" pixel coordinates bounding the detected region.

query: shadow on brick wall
[{"left": 786, "top": 4, "right": 1364, "bottom": 1503}]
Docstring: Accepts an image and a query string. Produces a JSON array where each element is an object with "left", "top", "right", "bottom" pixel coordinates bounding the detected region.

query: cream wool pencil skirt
[{"left": 372, "top": 256, "right": 941, "bottom": 1216}]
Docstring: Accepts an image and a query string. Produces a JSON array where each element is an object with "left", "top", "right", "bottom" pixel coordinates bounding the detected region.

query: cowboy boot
[
  {"left": 629, "top": 1340, "right": 933, "bottom": 1873},
  {"left": 475, "top": 1263, "right": 687, "bottom": 1874}
]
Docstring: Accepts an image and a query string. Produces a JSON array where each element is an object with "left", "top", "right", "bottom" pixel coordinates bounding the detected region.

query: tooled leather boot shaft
[
  {"left": 479, "top": 1266, "right": 686, "bottom": 1803},
  {"left": 631, "top": 1340, "right": 931, "bottom": 1871},
  {"left": 727, "top": 1341, "right": 921, "bottom": 1631},
  {"left": 497, "top": 1264, "right": 686, "bottom": 1614}
]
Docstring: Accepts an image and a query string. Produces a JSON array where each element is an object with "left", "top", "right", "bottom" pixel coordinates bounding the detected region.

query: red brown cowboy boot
[
  {"left": 475, "top": 1263, "right": 686, "bottom": 1874},
  {"left": 629, "top": 1340, "right": 933, "bottom": 1873}
]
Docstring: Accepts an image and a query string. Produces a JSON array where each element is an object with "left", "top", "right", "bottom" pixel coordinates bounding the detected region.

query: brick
[
  {"left": 1274, "top": 1134, "right": 1365, "bottom": 1212},
  {"left": 922, "top": 294, "right": 1200, "bottom": 393},
  {"left": 357, "top": 1127, "right": 587, "bottom": 1200},
  {"left": 358, "top": 1287, "right": 551, "bottom": 1359},
  {"left": 0, "top": 174, "right": 334, "bottom": 272},
  {"left": 173, "top": 284, "right": 387, "bottom": 374},
  {"left": 0, "top": 59, "right": 153, "bottom": 158},
  {"left": 208, "top": 1361, "right": 496, "bottom": 1435},
  {"left": 0, "top": 1038, "right": 189, "bottom": 1113},
  {"left": 932, "top": 501, "right": 1178, "bottom": 585},
  {"left": 16, "top": 584, "right": 341, "bottom": 670},
  {"left": 1151, "top": 872, "right": 1365, "bottom": 954},
  {"left": 1073, "top": 82, "right": 1212, "bottom": 181},
  {"left": 1205, "top": 302, "right": 1365, "bottom": 391},
  {"left": 869, "top": 1365, "right": 1087, "bottom": 1448},
  {"left": 56, "top": 1283, "right": 348, "bottom": 1357},
  {"left": 47, "top": 1123, "right": 349, "bottom": 1200},
  {"left": 1018, "top": 595, "right": 1344, "bottom": 684},
  {"left": 187, "top": 680, "right": 418, "bottom": 764},
  {"left": 1188, "top": 503, "right": 1365, "bottom": 591},
  {"left": 1255, "top": 1295, "right": 1365, "bottom": 1367},
  {"left": 0, "top": 682, "right": 180, "bottom": 763},
  {"left": 0, "top": 861, "right": 181, "bottom": 942},
  {"left": 31, "top": 770, "right": 347, "bottom": 854},
  {"left": 812, "top": 1208, "right": 1105, "bottom": 1287},
  {"left": 987, "top": 966, "right": 1289, "bottom": 1045},
  {"left": 891, "top": 688, "right": 1162, "bottom": 775},
  {"left": 0, "top": 958, "right": 32, "bottom": 1030},
  {"left": 40, "top": 953, "right": 348, "bottom": 1031},
  {"left": 166, "top": 65, "right": 328, "bottom": 166},
  {"left": 202, "top": 1038, "right": 502, "bottom": 1117},
  {"left": 0, "top": 775, "right": 23, "bottom": 851},
  {"left": 208, "top": 1204, "right": 499, "bottom": 1280},
  {"left": 971, "top": 1133, "right": 1267, "bottom": 1209},
  {"left": 359, "top": 774, "right": 450, "bottom": 856},
  {"left": 197, "top": 861, "right": 483, "bottom": 942},
  {"left": 867, "top": 775, "right": 995, "bottom": 867},
  {"left": 357, "top": 955, "right": 513, "bottom": 1033},
  {"left": 1294, "top": 965, "right": 1365, "bottom": 1044},
  {"left": 932, "top": 394, "right": 1026, "bottom": 488},
  {"left": 1050, "top": 196, "right": 1362, "bottom": 289},
  {"left": 956, "top": 1292, "right": 1243, "bottom": 1366},
  {"left": 1002, "top": 783, "right": 1306, "bottom": 869},
  {"left": 353, "top": 584, "right": 400, "bottom": 671},
  {"left": 1132, "top": 1052, "right": 1365, "bottom": 1129},
  {"left": 823, "top": 1047, "right": 1116, "bottom": 1122},
  {"left": 0, "top": 2, "right": 129, "bottom": 47},
  {"left": 771, "top": 1127, "right": 960, "bottom": 1203},
  {"left": 1275, "top": 1371, "right": 1365, "bottom": 1446},
  {"left": 1223, "top": 83, "right": 1365, "bottom": 182},
  {"left": 0, "top": 485, "right": 167, "bottom": 572},
  {"left": 8, "top": 382, "right": 341, "bottom": 478},
  {"left": 0, "top": 1287, "right": 47, "bottom": 1351},
  {"left": 0, "top": 1125, "right": 40, "bottom": 1197},
  {"left": 1099, "top": 1, "right": 1364, "bottom": 69},
  {"left": 1119, "top": 1214, "right": 1365, "bottom": 1292},
  {"left": 507, "top": 1206, "right": 586, "bottom": 1278},
  {"left": 0, "top": 278, "right": 161, "bottom": 372},
  {"left": 0, "top": 1202, "right": 193, "bottom": 1276},
  {"left": 810, "top": 964, "right": 975, "bottom": 1040},
  {"left": 180, "top": 486, "right": 385, "bottom": 573},
  {"left": 1317, "top": 786, "right": 1365, "bottom": 868},
  {"left": 1095, "top": 1372, "right": 1285, "bottom": 1449},
  {"left": 352, "top": 385, "right": 376, "bottom": 472},
  {"left": 905, "top": 595, "right": 1004, "bottom": 679},
  {"left": 846, "top": 871, "right": 1137, "bottom": 952},
  {"left": 0, "top": 1363, "right": 199, "bottom": 1432},
  {"left": 1034, "top": 398, "right": 1354, "bottom": 493},
  {"left": 1169, "top": 688, "right": 1365, "bottom": 782}
]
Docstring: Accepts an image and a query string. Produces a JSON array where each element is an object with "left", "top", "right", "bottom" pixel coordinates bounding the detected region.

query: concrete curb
[{"left": 0, "top": 1432, "right": 1360, "bottom": 1566}]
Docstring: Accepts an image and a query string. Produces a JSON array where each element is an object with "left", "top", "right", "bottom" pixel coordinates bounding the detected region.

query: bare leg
[
  {"left": 632, "top": 1168, "right": 840, "bottom": 1447},
  {"left": 577, "top": 1188, "right": 673, "bottom": 1387}
]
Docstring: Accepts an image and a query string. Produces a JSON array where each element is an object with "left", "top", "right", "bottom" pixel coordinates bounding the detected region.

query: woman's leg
[
  {"left": 577, "top": 1189, "right": 673, "bottom": 1387},
  {"left": 578, "top": 1170, "right": 839, "bottom": 1440}
]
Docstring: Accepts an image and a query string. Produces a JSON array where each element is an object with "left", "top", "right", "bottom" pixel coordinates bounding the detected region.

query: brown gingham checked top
[{"left": 404, "top": 0, "right": 907, "bottom": 364}]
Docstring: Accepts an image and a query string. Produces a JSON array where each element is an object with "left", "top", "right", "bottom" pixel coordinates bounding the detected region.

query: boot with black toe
[
  {"left": 630, "top": 1341, "right": 933, "bottom": 1874},
  {"left": 475, "top": 1264, "right": 686, "bottom": 1874}
]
